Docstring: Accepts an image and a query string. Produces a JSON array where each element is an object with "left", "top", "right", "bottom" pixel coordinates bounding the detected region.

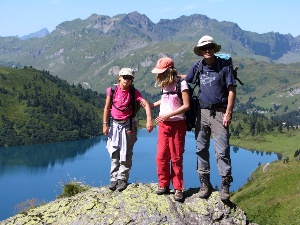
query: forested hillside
[{"left": 0, "top": 66, "right": 106, "bottom": 147}]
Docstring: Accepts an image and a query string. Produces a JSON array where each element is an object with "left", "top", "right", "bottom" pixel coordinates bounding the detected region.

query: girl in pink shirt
[{"left": 103, "top": 68, "right": 153, "bottom": 192}]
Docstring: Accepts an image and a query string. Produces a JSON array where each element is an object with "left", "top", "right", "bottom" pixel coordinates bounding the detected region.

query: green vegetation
[
  {"left": 231, "top": 160, "right": 300, "bottom": 225},
  {"left": 230, "top": 113, "right": 300, "bottom": 225},
  {"left": 231, "top": 57, "right": 300, "bottom": 124},
  {"left": 230, "top": 112, "right": 299, "bottom": 158},
  {"left": 57, "top": 182, "right": 91, "bottom": 198},
  {"left": 0, "top": 66, "right": 106, "bottom": 147}
]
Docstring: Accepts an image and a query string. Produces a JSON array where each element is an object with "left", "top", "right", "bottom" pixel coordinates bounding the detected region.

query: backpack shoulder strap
[
  {"left": 215, "top": 56, "right": 227, "bottom": 87},
  {"left": 160, "top": 78, "right": 182, "bottom": 97},
  {"left": 216, "top": 55, "right": 224, "bottom": 72},
  {"left": 193, "top": 60, "right": 203, "bottom": 86},
  {"left": 110, "top": 85, "right": 132, "bottom": 112},
  {"left": 130, "top": 85, "right": 135, "bottom": 114},
  {"left": 176, "top": 78, "right": 183, "bottom": 101},
  {"left": 110, "top": 85, "right": 116, "bottom": 105}
]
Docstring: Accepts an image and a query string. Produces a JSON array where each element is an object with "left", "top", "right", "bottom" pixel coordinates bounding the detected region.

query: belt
[{"left": 113, "top": 119, "right": 128, "bottom": 123}]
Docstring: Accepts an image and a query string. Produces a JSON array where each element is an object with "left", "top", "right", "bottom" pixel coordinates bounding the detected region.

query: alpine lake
[{"left": 0, "top": 127, "right": 279, "bottom": 221}]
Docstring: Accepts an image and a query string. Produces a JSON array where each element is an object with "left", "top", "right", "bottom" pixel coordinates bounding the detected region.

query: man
[{"left": 185, "top": 35, "right": 237, "bottom": 200}]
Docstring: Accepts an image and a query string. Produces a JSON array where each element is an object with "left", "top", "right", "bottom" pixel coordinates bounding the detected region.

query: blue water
[{"left": 0, "top": 128, "right": 279, "bottom": 221}]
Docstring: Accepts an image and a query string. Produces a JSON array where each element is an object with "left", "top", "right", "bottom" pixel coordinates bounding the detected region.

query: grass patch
[
  {"left": 57, "top": 181, "right": 91, "bottom": 198},
  {"left": 231, "top": 160, "right": 300, "bottom": 225},
  {"left": 229, "top": 122, "right": 300, "bottom": 225},
  {"left": 230, "top": 129, "right": 300, "bottom": 158}
]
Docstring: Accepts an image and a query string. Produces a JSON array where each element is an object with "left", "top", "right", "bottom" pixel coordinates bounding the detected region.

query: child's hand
[
  {"left": 103, "top": 124, "right": 109, "bottom": 136},
  {"left": 140, "top": 101, "right": 146, "bottom": 108},
  {"left": 155, "top": 114, "right": 169, "bottom": 123},
  {"left": 146, "top": 120, "right": 153, "bottom": 133}
]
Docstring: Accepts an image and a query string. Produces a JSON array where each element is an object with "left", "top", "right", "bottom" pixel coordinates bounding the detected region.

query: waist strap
[
  {"left": 200, "top": 101, "right": 226, "bottom": 109},
  {"left": 200, "top": 101, "right": 227, "bottom": 117}
]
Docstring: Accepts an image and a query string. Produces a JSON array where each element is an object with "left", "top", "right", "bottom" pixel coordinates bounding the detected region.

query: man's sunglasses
[
  {"left": 200, "top": 45, "right": 215, "bottom": 51},
  {"left": 122, "top": 75, "right": 133, "bottom": 80}
]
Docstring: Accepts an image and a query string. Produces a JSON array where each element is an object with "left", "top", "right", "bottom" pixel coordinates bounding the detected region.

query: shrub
[{"left": 57, "top": 182, "right": 90, "bottom": 198}]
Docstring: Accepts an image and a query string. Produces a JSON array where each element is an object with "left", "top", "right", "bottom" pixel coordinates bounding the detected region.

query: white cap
[{"left": 119, "top": 68, "right": 135, "bottom": 77}]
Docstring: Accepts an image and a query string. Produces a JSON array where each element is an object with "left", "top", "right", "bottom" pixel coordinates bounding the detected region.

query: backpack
[
  {"left": 192, "top": 53, "right": 243, "bottom": 111},
  {"left": 160, "top": 79, "right": 199, "bottom": 131},
  {"left": 215, "top": 53, "right": 243, "bottom": 86},
  {"left": 194, "top": 53, "right": 243, "bottom": 86},
  {"left": 110, "top": 84, "right": 140, "bottom": 128}
]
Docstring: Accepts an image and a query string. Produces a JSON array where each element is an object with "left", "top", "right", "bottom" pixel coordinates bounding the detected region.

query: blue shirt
[{"left": 185, "top": 56, "right": 236, "bottom": 109}]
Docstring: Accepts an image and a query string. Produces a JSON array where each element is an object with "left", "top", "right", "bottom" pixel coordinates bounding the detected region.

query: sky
[{"left": 0, "top": 0, "right": 299, "bottom": 38}]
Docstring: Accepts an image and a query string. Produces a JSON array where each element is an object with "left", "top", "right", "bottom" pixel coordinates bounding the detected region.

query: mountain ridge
[
  {"left": 0, "top": 12, "right": 299, "bottom": 119},
  {"left": 18, "top": 28, "right": 49, "bottom": 40}
]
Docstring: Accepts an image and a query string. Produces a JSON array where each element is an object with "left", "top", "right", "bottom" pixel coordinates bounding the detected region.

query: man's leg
[
  {"left": 195, "top": 109, "right": 213, "bottom": 198},
  {"left": 212, "top": 109, "right": 233, "bottom": 200}
]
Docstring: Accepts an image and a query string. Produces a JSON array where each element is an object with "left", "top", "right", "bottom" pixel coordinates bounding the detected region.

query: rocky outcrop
[{"left": 1, "top": 183, "right": 256, "bottom": 225}]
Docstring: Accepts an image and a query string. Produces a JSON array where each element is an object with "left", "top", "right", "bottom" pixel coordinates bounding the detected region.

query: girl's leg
[
  {"left": 110, "top": 150, "right": 120, "bottom": 181},
  {"left": 118, "top": 146, "right": 133, "bottom": 181},
  {"left": 117, "top": 121, "right": 137, "bottom": 181},
  {"left": 169, "top": 120, "right": 186, "bottom": 190},
  {"left": 156, "top": 122, "right": 171, "bottom": 188}
]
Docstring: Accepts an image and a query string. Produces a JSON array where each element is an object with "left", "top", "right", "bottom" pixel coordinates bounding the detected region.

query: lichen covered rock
[{"left": 1, "top": 183, "right": 254, "bottom": 225}]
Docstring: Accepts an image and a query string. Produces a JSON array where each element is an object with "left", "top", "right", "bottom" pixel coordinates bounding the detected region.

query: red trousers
[{"left": 156, "top": 120, "right": 187, "bottom": 190}]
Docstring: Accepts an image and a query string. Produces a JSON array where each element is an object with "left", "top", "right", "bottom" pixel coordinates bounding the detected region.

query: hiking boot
[
  {"left": 199, "top": 174, "right": 212, "bottom": 199},
  {"left": 220, "top": 176, "right": 233, "bottom": 201},
  {"left": 116, "top": 179, "right": 128, "bottom": 192},
  {"left": 108, "top": 180, "right": 118, "bottom": 191},
  {"left": 156, "top": 186, "right": 170, "bottom": 195},
  {"left": 174, "top": 190, "right": 184, "bottom": 202}
]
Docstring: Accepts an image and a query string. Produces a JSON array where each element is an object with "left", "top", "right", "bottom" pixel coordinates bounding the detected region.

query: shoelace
[{"left": 175, "top": 190, "right": 182, "bottom": 194}]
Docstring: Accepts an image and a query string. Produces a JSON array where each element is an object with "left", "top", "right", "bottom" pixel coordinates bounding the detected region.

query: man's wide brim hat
[{"left": 194, "top": 35, "right": 221, "bottom": 56}]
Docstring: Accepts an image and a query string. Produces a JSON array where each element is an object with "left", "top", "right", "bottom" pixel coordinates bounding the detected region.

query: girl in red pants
[{"left": 150, "top": 57, "right": 190, "bottom": 202}]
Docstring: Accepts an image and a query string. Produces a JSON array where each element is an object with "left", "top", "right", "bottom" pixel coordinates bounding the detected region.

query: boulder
[{"left": 1, "top": 183, "right": 256, "bottom": 225}]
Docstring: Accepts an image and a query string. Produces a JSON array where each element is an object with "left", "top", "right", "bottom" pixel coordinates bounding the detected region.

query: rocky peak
[
  {"left": 45, "top": 12, "right": 300, "bottom": 59},
  {"left": 1, "top": 183, "right": 257, "bottom": 225},
  {"left": 18, "top": 28, "right": 49, "bottom": 40},
  {"left": 124, "top": 11, "right": 155, "bottom": 30}
]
